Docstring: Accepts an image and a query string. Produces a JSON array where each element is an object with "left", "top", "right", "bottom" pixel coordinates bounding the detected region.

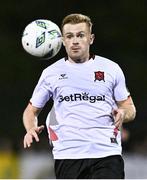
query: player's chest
[{"left": 52, "top": 68, "right": 114, "bottom": 94}]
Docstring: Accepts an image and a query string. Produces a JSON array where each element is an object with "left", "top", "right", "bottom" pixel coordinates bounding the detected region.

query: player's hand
[
  {"left": 113, "top": 109, "right": 125, "bottom": 130},
  {"left": 23, "top": 125, "right": 44, "bottom": 148}
]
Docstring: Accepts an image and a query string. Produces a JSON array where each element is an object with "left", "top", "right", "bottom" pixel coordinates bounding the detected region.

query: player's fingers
[
  {"left": 114, "top": 114, "right": 119, "bottom": 124},
  {"left": 114, "top": 121, "right": 120, "bottom": 129},
  {"left": 23, "top": 137, "right": 30, "bottom": 148},
  {"left": 23, "top": 133, "right": 33, "bottom": 148},
  {"left": 24, "top": 139, "right": 31, "bottom": 148},
  {"left": 24, "top": 139, "right": 27, "bottom": 148},
  {"left": 30, "top": 130, "right": 39, "bottom": 142},
  {"left": 23, "top": 126, "right": 44, "bottom": 148},
  {"left": 115, "top": 116, "right": 123, "bottom": 130},
  {"left": 38, "top": 125, "right": 45, "bottom": 133}
]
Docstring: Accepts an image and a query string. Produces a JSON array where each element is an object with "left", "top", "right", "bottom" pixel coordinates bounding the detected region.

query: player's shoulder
[
  {"left": 95, "top": 55, "right": 119, "bottom": 67},
  {"left": 42, "top": 58, "right": 65, "bottom": 74}
]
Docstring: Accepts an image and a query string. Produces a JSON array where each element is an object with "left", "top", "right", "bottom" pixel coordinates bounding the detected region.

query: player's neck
[{"left": 68, "top": 54, "right": 90, "bottom": 64}]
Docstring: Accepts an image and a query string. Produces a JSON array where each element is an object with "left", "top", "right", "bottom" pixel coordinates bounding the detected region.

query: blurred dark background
[{"left": 1, "top": 0, "right": 147, "bottom": 153}]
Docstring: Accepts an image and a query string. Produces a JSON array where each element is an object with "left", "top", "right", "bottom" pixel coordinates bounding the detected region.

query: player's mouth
[{"left": 71, "top": 47, "right": 80, "bottom": 52}]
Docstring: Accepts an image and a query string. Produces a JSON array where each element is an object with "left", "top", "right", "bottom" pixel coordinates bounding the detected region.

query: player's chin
[{"left": 69, "top": 54, "right": 83, "bottom": 62}]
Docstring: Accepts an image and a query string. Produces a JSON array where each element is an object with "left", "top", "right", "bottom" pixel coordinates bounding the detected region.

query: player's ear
[
  {"left": 90, "top": 34, "right": 95, "bottom": 45},
  {"left": 62, "top": 37, "right": 65, "bottom": 46}
]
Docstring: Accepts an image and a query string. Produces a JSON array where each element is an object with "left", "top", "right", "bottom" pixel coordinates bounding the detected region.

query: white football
[{"left": 21, "top": 19, "right": 62, "bottom": 59}]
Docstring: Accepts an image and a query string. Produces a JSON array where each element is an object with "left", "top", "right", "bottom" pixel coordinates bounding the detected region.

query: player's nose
[{"left": 72, "top": 37, "right": 79, "bottom": 44}]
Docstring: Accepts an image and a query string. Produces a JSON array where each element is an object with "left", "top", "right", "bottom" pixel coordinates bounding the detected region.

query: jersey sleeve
[
  {"left": 30, "top": 71, "right": 53, "bottom": 108},
  {"left": 113, "top": 65, "right": 130, "bottom": 101}
]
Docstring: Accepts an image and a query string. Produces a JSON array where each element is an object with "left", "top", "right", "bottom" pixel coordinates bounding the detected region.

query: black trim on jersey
[{"left": 64, "top": 54, "right": 95, "bottom": 61}]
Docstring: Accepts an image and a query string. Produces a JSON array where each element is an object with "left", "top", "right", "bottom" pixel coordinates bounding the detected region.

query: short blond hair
[{"left": 61, "top": 13, "right": 93, "bottom": 33}]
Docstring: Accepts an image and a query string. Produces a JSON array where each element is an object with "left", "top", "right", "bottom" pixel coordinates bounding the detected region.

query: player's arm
[
  {"left": 113, "top": 96, "right": 136, "bottom": 129},
  {"left": 23, "top": 102, "right": 44, "bottom": 148}
]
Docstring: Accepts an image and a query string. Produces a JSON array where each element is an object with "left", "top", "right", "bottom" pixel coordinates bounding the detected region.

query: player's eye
[
  {"left": 65, "top": 34, "right": 73, "bottom": 39},
  {"left": 77, "top": 33, "right": 85, "bottom": 38}
]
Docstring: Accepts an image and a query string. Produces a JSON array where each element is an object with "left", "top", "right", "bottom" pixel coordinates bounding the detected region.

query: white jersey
[{"left": 30, "top": 55, "right": 130, "bottom": 159}]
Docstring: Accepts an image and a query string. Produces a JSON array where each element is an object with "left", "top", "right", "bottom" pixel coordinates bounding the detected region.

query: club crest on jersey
[{"left": 94, "top": 71, "right": 105, "bottom": 82}]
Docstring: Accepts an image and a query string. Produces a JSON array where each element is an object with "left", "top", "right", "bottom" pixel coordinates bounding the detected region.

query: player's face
[{"left": 62, "top": 23, "right": 94, "bottom": 63}]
